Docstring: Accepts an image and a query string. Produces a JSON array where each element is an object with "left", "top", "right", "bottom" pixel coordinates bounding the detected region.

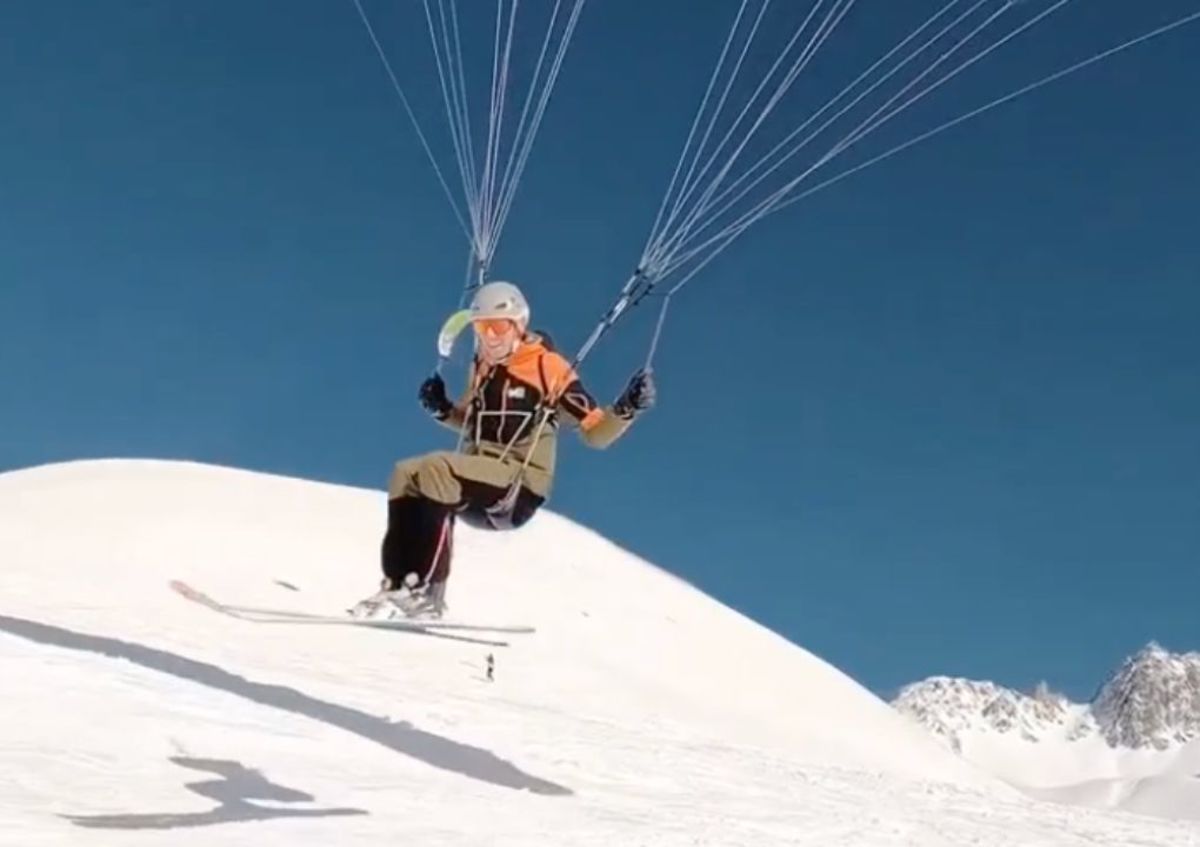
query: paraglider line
[
  {"left": 650, "top": 0, "right": 773, "bottom": 260},
  {"left": 773, "top": 5, "right": 1200, "bottom": 217},
  {"left": 492, "top": 1, "right": 588, "bottom": 254},
  {"left": 424, "top": 0, "right": 483, "bottom": 238},
  {"left": 661, "top": 0, "right": 1076, "bottom": 276},
  {"left": 350, "top": 0, "right": 471, "bottom": 241},
  {"left": 643, "top": 0, "right": 754, "bottom": 263},
  {"left": 651, "top": 0, "right": 993, "bottom": 267},
  {"left": 649, "top": 0, "right": 860, "bottom": 270}
]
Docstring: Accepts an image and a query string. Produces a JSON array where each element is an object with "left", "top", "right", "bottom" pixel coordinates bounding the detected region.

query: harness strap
[{"left": 453, "top": 348, "right": 560, "bottom": 524}]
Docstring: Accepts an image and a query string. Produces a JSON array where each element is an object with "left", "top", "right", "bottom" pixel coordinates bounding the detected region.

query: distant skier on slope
[{"left": 351, "top": 281, "right": 656, "bottom": 620}]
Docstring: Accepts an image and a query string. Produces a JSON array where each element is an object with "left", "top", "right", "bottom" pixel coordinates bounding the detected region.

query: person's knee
[
  {"left": 388, "top": 461, "right": 410, "bottom": 498},
  {"left": 389, "top": 452, "right": 446, "bottom": 498},
  {"left": 415, "top": 453, "right": 461, "bottom": 504}
]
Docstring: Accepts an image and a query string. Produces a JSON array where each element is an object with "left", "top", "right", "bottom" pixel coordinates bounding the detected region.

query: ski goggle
[{"left": 472, "top": 318, "right": 518, "bottom": 337}]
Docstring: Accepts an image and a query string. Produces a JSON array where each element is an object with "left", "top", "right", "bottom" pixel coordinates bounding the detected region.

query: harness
[{"left": 454, "top": 344, "right": 563, "bottom": 530}]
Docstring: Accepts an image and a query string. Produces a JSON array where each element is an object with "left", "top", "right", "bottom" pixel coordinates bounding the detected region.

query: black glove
[
  {"left": 614, "top": 369, "right": 656, "bottom": 419},
  {"left": 418, "top": 374, "right": 454, "bottom": 419}
]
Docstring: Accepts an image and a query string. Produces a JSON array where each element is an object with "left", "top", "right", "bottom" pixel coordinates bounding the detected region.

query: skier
[{"left": 352, "top": 280, "right": 656, "bottom": 619}]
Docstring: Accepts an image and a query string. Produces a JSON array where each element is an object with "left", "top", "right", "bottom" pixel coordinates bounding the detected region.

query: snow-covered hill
[
  {"left": 2, "top": 459, "right": 1196, "bottom": 846},
  {"left": 895, "top": 646, "right": 1200, "bottom": 822}
]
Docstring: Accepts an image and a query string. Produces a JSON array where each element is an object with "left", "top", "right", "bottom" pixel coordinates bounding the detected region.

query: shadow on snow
[
  {"left": 0, "top": 614, "right": 571, "bottom": 797},
  {"left": 63, "top": 756, "right": 366, "bottom": 829}
]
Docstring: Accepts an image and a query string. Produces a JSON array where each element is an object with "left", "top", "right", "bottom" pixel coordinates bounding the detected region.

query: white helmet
[{"left": 469, "top": 281, "right": 530, "bottom": 329}]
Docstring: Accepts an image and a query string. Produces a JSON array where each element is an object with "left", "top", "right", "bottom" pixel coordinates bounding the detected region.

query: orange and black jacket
[{"left": 437, "top": 332, "right": 633, "bottom": 496}]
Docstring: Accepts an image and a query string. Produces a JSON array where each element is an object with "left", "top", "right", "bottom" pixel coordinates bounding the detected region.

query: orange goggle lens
[{"left": 473, "top": 318, "right": 517, "bottom": 337}]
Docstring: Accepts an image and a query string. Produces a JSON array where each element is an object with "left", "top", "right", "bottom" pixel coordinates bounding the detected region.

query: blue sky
[{"left": 2, "top": 1, "right": 1198, "bottom": 700}]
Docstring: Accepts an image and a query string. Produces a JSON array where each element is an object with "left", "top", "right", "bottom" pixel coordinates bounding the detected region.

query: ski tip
[{"left": 168, "top": 579, "right": 222, "bottom": 611}]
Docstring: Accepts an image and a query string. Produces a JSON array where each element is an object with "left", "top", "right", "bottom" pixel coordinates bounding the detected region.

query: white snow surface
[{"left": 1, "top": 459, "right": 1197, "bottom": 846}]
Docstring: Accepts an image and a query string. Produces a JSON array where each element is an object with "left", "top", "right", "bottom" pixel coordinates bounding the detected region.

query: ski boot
[
  {"left": 347, "top": 575, "right": 447, "bottom": 621},
  {"left": 387, "top": 578, "right": 448, "bottom": 620}
]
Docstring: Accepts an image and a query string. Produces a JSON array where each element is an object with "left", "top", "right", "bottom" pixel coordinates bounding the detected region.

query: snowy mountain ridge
[
  {"left": 892, "top": 642, "right": 1200, "bottom": 823},
  {"left": 895, "top": 642, "right": 1200, "bottom": 753},
  {"left": 893, "top": 676, "right": 1093, "bottom": 752}
]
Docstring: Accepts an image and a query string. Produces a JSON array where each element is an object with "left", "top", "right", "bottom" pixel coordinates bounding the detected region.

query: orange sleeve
[
  {"left": 537, "top": 351, "right": 578, "bottom": 402},
  {"left": 550, "top": 353, "right": 603, "bottom": 429}
]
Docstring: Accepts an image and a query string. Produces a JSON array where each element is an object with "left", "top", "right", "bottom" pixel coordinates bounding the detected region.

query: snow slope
[
  {"left": 2, "top": 459, "right": 1197, "bottom": 846},
  {"left": 896, "top": 658, "right": 1200, "bottom": 822}
]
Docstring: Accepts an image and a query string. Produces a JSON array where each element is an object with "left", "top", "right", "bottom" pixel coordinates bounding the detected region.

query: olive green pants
[{"left": 388, "top": 451, "right": 520, "bottom": 505}]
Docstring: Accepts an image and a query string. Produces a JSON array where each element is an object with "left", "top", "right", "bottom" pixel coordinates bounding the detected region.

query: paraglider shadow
[
  {"left": 63, "top": 756, "right": 366, "bottom": 829},
  {"left": 0, "top": 615, "right": 571, "bottom": 797}
]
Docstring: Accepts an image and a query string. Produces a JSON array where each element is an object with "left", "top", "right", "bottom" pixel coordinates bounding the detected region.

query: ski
[{"left": 168, "top": 580, "right": 534, "bottom": 646}]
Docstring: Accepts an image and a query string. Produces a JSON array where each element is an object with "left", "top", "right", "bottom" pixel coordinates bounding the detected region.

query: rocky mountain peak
[
  {"left": 1090, "top": 642, "right": 1200, "bottom": 750},
  {"left": 895, "top": 643, "right": 1200, "bottom": 753}
]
